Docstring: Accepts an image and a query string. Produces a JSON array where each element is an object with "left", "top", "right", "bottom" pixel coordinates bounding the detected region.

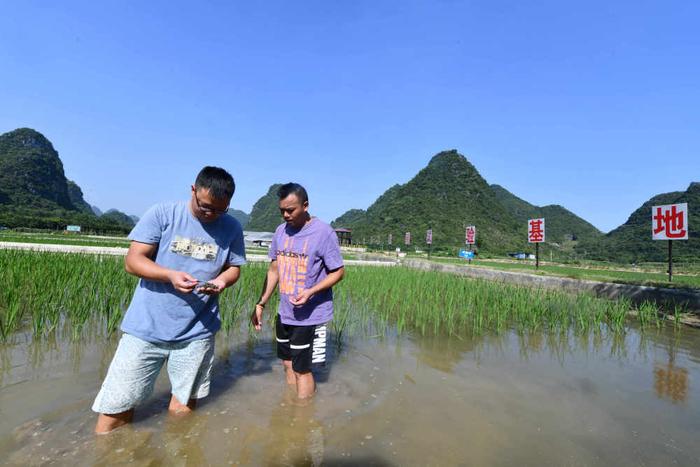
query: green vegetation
[
  {"left": 245, "top": 183, "right": 283, "bottom": 232},
  {"left": 332, "top": 151, "right": 610, "bottom": 260},
  {"left": 332, "top": 150, "right": 525, "bottom": 255},
  {"left": 1, "top": 250, "right": 680, "bottom": 342}
]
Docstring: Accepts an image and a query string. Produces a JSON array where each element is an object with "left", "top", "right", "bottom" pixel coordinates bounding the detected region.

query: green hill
[
  {"left": 246, "top": 184, "right": 283, "bottom": 232},
  {"left": 101, "top": 209, "right": 136, "bottom": 227},
  {"left": 332, "top": 150, "right": 525, "bottom": 254},
  {"left": 229, "top": 209, "right": 250, "bottom": 229},
  {"left": 490, "top": 184, "right": 602, "bottom": 245},
  {"left": 576, "top": 182, "right": 700, "bottom": 263},
  {"left": 0, "top": 128, "right": 133, "bottom": 233},
  {"left": 67, "top": 180, "right": 94, "bottom": 214},
  {"left": 0, "top": 128, "right": 75, "bottom": 211}
]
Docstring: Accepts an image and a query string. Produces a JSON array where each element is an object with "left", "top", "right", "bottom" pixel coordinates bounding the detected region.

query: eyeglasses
[{"left": 194, "top": 192, "right": 229, "bottom": 215}]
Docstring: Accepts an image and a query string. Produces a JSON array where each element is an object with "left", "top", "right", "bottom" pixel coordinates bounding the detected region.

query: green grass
[
  {"left": 0, "top": 231, "right": 131, "bottom": 248},
  {"left": 425, "top": 257, "right": 700, "bottom": 289},
  {"left": 1, "top": 249, "right": 682, "bottom": 343}
]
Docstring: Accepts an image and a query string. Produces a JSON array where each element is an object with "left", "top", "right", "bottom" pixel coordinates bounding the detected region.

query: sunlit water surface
[{"left": 1, "top": 320, "right": 699, "bottom": 466}]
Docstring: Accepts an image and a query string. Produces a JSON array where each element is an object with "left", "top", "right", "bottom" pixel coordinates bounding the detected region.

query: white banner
[{"left": 652, "top": 203, "right": 688, "bottom": 240}]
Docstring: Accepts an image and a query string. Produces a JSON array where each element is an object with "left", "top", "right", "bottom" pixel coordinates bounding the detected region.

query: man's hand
[
  {"left": 196, "top": 278, "right": 226, "bottom": 295},
  {"left": 168, "top": 271, "right": 198, "bottom": 293},
  {"left": 290, "top": 288, "right": 313, "bottom": 307},
  {"left": 251, "top": 303, "right": 265, "bottom": 331}
]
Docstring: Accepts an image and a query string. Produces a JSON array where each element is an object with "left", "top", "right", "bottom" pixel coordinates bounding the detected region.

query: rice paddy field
[{"left": 2, "top": 249, "right": 700, "bottom": 465}]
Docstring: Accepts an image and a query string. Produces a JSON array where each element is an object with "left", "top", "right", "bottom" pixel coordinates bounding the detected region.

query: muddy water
[{"left": 1, "top": 323, "right": 699, "bottom": 466}]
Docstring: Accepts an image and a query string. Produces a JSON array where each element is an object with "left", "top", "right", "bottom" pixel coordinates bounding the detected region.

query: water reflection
[
  {"left": 2, "top": 317, "right": 700, "bottom": 465},
  {"left": 653, "top": 337, "right": 689, "bottom": 404},
  {"left": 412, "top": 331, "right": 478, "bottom": 373},
  {"left": 254, "top": 391, "right": 325, "bottom": 466}
]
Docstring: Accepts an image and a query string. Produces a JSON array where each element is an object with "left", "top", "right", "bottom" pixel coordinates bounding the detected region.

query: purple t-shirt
[{"left": 269, "top": 218, "right": 344, "bottom": 325}]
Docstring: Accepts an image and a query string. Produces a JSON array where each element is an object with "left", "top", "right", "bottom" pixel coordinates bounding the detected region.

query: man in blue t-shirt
[
  {"left": 93, "top": 166, "right": 246, "bottom": 434},
  {"left": 252, "top": 183, "right": 344, "bottom": 399}
]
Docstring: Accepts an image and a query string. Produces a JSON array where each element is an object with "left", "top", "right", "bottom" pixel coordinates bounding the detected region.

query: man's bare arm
[{"left": 251, "top": 260, "right": 279, "bottom": 330}]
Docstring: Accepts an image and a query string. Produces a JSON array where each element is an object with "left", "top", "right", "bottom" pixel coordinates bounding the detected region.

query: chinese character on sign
[
  {"left": 405, "top": 232, "right": 411, "bottom": 245},
  {"left": 426, "top": 229, "right": 433, "bottom": 245},
  {"left": 528, "top": 218, "right": 545, "bottom": 243},
  {"left": 652, "top": 203, "right": 688, "bottom": 240},
  {"left": 466, "top": 226, "right": 476, "bottom": 245}
]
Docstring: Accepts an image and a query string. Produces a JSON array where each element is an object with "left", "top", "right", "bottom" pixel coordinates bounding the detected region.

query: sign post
[
  {"left": 652, "top": 203, "right": 689, "bottom": 282},
  {"left": 404, "top": 232, "right": 411, "bottom": 247},
  {"left": 426, "top": 228, "right": 433, "bottom": 259},
  {"left": 527, "top": 218, "right": 545, "bottom": 269},
  {"left": 465, "top": 225, "right": 476, "bottom": 263}
]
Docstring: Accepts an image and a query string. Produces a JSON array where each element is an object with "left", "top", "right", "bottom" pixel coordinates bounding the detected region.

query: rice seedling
[{"left": 0, "top": 251, "right": 685, "bottom": 344}]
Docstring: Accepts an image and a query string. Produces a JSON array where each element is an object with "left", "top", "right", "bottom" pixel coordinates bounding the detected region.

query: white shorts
[{"left": 92, "top": 333, "right": 215, "bottom": 414}]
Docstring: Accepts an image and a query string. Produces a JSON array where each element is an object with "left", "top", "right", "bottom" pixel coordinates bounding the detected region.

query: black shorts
[{"left": 275, "top": 316, "right": 328, "bottom": 373}]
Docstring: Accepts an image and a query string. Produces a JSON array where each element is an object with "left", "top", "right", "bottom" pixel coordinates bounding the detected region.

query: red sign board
[
  {"left": 404, "top": 232, "right": 411, "bottom": 245},
  {"left": 528, "top": 218, "right": 545, "bottom": 243},
  {"left": 426, "top": 229, "right": 433, "bottom": 245},
  {"left": 466, "top": 225, "right": 476, "bottom": 245},
  {"left": 652, "top": 203, "right": 688, "bottom": 240}
]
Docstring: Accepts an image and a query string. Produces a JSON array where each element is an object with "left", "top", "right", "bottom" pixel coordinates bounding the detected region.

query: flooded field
[{"left": 2, "top": 320, "right": 699, "bottom": 466}]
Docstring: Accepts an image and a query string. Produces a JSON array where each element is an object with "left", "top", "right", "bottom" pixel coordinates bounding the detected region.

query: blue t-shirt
[{"left": 120, "top": 201, "right": 246, "bottom": 343}]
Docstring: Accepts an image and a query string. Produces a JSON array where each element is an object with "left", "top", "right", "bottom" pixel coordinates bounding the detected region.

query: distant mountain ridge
[
  {"left": 228, "top": 209, "right": 250, "bottom": 229},
  {"left": 2, "top": 128, "right": 696, "bottom": 262},
  {"left": 0, "top": 128, "right": 75, "bottom": 211},
  {"left": 331, "top": 149, "right": 697, "bottom": 261},
  {"left": 332, "top": 150, "right": 525, "bottom": 254},
  {"left": 0, "top": 128, "right": 136, "bottom": 232},
  {"left": 490, "top": 184, "right": 602, "bottom": 245}
]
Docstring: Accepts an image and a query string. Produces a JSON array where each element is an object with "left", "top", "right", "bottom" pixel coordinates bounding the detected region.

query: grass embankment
[
  {"left": 1, "top": 250, "right": 680, "bottom": 342},
  {"left": 0, "top": 231, "right": 131, "bottom": 248},
  {"left": 426, "top": 257, "right": 700, "bottom": 289}
]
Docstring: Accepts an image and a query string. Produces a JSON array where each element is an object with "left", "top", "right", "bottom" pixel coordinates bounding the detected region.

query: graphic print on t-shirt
[
  {"left": 276, "top": 236, "right": 309, "bottom": 296},
  {"left": 170, "top": 236, "right": 218, "bottom": 261}
]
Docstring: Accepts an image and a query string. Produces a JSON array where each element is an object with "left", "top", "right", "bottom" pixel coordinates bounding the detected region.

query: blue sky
[{"left": 1, "top": 0, "right": 698, "bottom": 232}]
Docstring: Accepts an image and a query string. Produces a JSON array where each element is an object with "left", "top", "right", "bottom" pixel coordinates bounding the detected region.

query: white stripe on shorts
[
  {"left": 276, "top": 337, "right": 290, "bottom": 343},
  {"left": 290, "top": 343, "right": 310, "bottom": 349}
]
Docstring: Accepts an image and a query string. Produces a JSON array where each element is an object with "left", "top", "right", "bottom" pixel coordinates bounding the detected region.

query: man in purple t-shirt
[{"left": 252, "top": 183, "right": 345, "bottom": 399}]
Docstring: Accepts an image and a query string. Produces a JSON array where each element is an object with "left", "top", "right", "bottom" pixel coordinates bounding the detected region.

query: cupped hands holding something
[
  {"left": 196, "top": 278, "right": 226, "bottom": 295},
  {"left": 167, "top": 271, "right": 225, "bottom": 295},
  {"left": 168, "top": 270, "right": 198, "bottom": 293},
  {"left": 290, "top": 288, "right": 314, "bottom": 307}
]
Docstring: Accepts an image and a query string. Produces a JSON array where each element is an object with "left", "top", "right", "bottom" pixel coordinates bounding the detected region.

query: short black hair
[
  {"left": 277, "top": 182, "right": 308, "bottom": 204},
  {"left": 195, "top": 166, "right": 235, "bottom": 200}
]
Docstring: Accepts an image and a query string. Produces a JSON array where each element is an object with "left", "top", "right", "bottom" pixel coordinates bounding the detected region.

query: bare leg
[
  {"left": 295, "top": 371, "right": 315, "bottom": 399},
  {"left": 282, "top": 360, "right": 296, "bottom": 386},
  {"left": 168, "top": 395, "right": 197, "bottom": 415},
  {"left": 95, "top": 410, "right": 134, "bottom": 434}
]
